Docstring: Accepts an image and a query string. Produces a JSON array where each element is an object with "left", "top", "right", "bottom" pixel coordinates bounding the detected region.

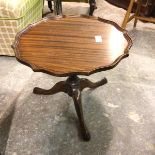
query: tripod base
[{"left": 33, "top": 75, "right": 107, "bottom": 141}]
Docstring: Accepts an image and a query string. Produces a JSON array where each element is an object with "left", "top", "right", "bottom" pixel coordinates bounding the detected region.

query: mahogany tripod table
[{"left": 12, "top": 15, "right": 132, "bottom": 141}]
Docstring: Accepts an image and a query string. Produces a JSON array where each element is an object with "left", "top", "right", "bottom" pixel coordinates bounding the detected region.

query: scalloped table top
[{"left": 13, "top": 15, "right": 132, "bottom": 77}]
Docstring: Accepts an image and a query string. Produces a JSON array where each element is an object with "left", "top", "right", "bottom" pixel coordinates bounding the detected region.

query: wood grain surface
[{"left": 13, "top": 15, "right": 132, "bottom": 77}]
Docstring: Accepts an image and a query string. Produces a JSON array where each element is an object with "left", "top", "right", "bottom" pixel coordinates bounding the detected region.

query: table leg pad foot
[{"left": 81, "top": 128, "right": 91, "bottom": 141}]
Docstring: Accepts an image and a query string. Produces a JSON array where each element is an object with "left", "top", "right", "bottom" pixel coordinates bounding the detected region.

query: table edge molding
[{"left": 12, "top": 15, "right": 133, "bottom": 77}]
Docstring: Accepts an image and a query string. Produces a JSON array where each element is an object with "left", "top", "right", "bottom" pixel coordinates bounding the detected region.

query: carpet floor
[{"left": 0, "top": 0, "right": 155, "bottom": 155}]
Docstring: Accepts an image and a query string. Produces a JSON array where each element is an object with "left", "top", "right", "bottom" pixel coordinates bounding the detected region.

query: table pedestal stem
[{"left": 33, "top": 75, "right": 107, "bottom": 141}]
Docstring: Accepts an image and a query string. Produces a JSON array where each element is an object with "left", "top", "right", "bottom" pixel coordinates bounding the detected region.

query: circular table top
[{"left": 13, "top": 15, "right": 132, "bottom": 77}]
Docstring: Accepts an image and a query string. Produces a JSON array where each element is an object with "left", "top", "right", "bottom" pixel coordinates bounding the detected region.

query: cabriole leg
[{"left": 68, "top": 76, "right": 90, "bottom": 141}]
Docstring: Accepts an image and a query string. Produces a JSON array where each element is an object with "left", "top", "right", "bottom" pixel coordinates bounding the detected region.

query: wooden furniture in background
[
  {"left": 12, "top": 15, "right": 132, "bottom": 141},
  {"left": 121, "top": 0, "right": 155, "bottom": 29},
  {"left": 47, "top": 0, "right": 53, "bottom": 12},
  {"left": 106, "top": 0, "right": 155, "bottom": 17},
  {"left": 46, "top": 0, "right": 97, "bottom": 16}
]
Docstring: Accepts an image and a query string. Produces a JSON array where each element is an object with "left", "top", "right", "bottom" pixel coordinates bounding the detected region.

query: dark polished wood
[
  {"left": 89, "top": 0, "right": 97, "bottom": 16},
  {"left": 12, "top": 15, "right": 132, "bottom": 141},
  {"left": 47, "top": 0, "right": 53, "bottom": 12},
  {"left": 13, "top": 15, "right": 132, "bottom": 77},
  {"left": 33, "top": 75, "right": 107, "bottom": 140},
  {"left": 53, "top": 0, "right": 63, "bottom": 15},
  {"left": 106, "top": 0, "right": 138, "bottom": 12},
  {"left": 46, "top": 0, "right": 97, "bottom": 16}
]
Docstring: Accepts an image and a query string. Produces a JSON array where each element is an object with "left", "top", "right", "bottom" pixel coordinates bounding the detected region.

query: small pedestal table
[{"left": 12, "top": 15, "right": 132, "bottom": 141}]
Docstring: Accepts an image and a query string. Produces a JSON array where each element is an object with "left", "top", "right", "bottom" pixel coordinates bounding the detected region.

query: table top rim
[{"left": 12, "top": 15, "right": 132, "bottom": 77}]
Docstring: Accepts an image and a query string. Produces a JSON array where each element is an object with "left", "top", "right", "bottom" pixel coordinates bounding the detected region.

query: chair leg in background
[
  {"left": 89, "top": 0, "right": 97, "bottom": 16},
  {"left": 121, "top": 0, "right": 135, "bottom": 29},
  {"left": 134, "top": 0, "right": 142, "bottom": 27},
  {"left": 47, "top": 0, "right": 53, "bottom": 12}
]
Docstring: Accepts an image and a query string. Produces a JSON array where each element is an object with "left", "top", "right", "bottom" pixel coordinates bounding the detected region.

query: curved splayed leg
[
  {"left": 33, "top": 81, "right": 67, "bottom": 95},
  {"left": 71, "top": 84, "right": 91, "bottom": 141}
]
